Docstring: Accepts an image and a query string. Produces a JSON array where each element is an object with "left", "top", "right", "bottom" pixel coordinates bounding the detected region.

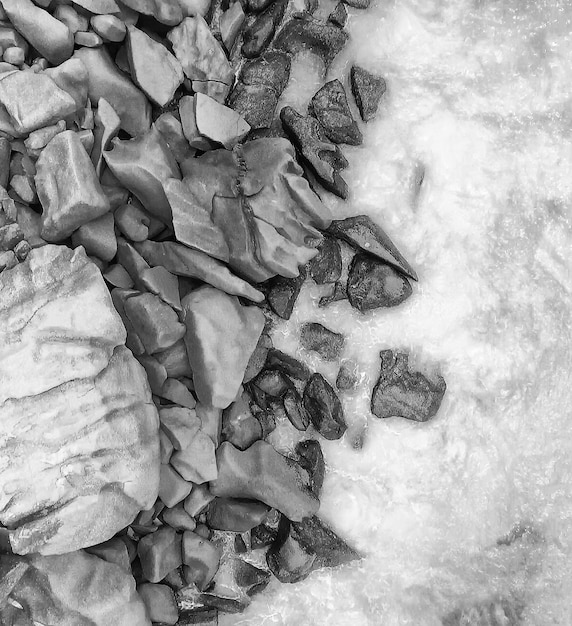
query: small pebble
[{"left": 75, "top": 31, "right": 104, "bottom": 48}]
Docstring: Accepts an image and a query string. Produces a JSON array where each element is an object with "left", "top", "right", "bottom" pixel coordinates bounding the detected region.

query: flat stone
[
  {"left": 210, "top": 441, "right": 319, "bottom": 521},
  {"left": 160, "top": 407, "right": 201, "bottom": 450},
  {"left": 310, "top": 79, "right": 362, "bottom": 145},
  {"left": 124, "top": 292, "right": 186, "bottom": 354},
  {"left": 171, "top": 430, "right": 218, "bottom": 483},
  {"left": 86, "top": 537, "right": 131, "bottom": 571},
  {"left": 177, "top": 0, "right": 212, "bottom": 17},
  {"left": 222, "top": 393, "right": 263, "bottom": 450},
  {"left": 300, "top": 322, "right": 344, "bottom": 360},
  {"left": 74, "top": 46, "right": 151, "bottom": 137},
  {"left": 350, "top": 65, "right": 387, "bottom": 122},
  {"left": 206, "top": 498, "right": 270, "bottom": 532},
  {"left": 103, "top": 126, "right": 181, "bottom": 224},
  {"left": 347, "top": 253, "right": 413, "bottom": 311},
  {"left": 327, "top": 214, "right": 418, "bottom": 280},
  {"left": 2, "top": 0, "right": 74, "bottom": 65},
  {"left": 194, "top": 92, "right": 250, "bottom": 149},
  {"left": 121, "top": 0, "right": 183, "bottom": 25},
  {"left": 24, "top": 121, "right": 66, "bottom": 153},
  {"left": 196, "top": 402, "right": 223, "bottom": 446},
  {"left": 155, "top": 340, "right": 192, "bottom": 378},
  {"left": 295, "top": 439, "right": 324, "bottom": 496},
  {"left": 36, "top": 131, "right": 110, "bottom": 242},
  {"left": 138, "top": 583, "right": 179, "bottom": 626},
  {"left": 309, "top": 236, "right": 342, "bottom": 284},
  {"left": 283, "top": 387, "right": 309, "bottom": 431},
  {"left": 126, "top": 25, "right": 183, "bottom": 108},
  {"left": 181, "top": 286, "right": 265, "bottom": 409},
  {"left": 91, "top": 14, "right": 126, "bottom": 42},
  {"left": 184, "top": 483, "right": 214, "bottom": 518},
  {"left": 370, "top": 350, "right": 447, "bottom": 422},
  {"left": 303, "top": 373, "right": 347, "bottom": 440},
  {"left": 265, "top": 349, "right": 311, "bottom": 382},
  {"left": 159, "top": 463, "right": 193, "bottom": 507},
  {"left": 71, "top": 212, "right": 117, "bottom": 262},
  {"left": 220, "top": 1, "right": 245, "bottom": 52},
  {"left": 110, "top": 287, "right": 145, "bottom": 355},
  {"left": 141, "top": 265, "right": 182, "bottom": 312},
  {"left": 266, "top": 272, "right": 306, "bottom": 320},
  {"left": 162, "top": 503, "right": 197, "bottom": 531},
  {"left": 138, "top": 527, "right": 183, "bottom": 583},
  {"left": 182, "top": 531, "right": 222, "bottom": 591},
  {"left": 242, "top": 0, "right": 288, "bottom": 59}
]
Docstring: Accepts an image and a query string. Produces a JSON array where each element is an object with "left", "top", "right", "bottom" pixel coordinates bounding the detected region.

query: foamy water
[{"left": 221, "top": 1, "right": 572, "bottom": 623}]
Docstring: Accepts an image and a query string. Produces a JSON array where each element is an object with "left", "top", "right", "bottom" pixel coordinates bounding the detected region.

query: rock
[
  {"left": 228, "top": 51, "right": 291, "bottom": 129},
  {"left": 252, "top": 369, "right": 292, "bottom": 398},
  {"left": 124, "top": 292, "right": 186, "bottom": 354},
  {"left": 283, "top": 387, "right": 310, "bottom": 431},
  {"left": 220, "top": 1, "right": 245, "bottom": 52},
  {"left": 159, "top": 407, "right": 201, "bottom": 450},
  {"left": 136, "top": 239, "right": 265, "bottom": 303},
  {"left": 0, "top": 556, "right": 29, "bottom": 605},
  {"left": 242, "top": 0, "right": 288, "bottom": 58},
  {"left": 266, "top": 272, "right": 306, "bottom": 320},
  {"left": 104, "top": 264, "right": 134, "bottom": 288},
  {"left": 181, "top": 286, "right": 266, "bottom": 408},
  {"left": 0, "top": 25, "right": 29, "bottom": 56},
  {"left": 327, "top": 215, "right": 417, "bottom": 280},
  {"left": 86, "top": 537, "right": 131, "bottom": 571},
  {"left": 274, "top": 14, "right": 348, "bottom": 67},
  {"left": 114, "top": 202, "right": 150, "bottom": 243},
  {"left": 74, "top": 31, "right": 104, "bottom": 47},
  {"left": 310, "top": 79, "right": 362, "bottom": 145},
  {"left": 300, "top": 322, "right": 344, "bottom": 360},
  {"left": 309, "top": 236, "right": 342, "bottom": 284},
  {"left": 318, "top": 281, "right": 347, "bottom": 307},
  {"left": 251, "top": 519, "right": 279, "bottom": 549},
  {"left": 104, "top": 126, "right": 180, "bottom": 225},
  {"left": 54, "top": 5, "right": 88, "bottom": 34},
  {"left": 110, "top": 287, "right": 146, "bottom": 354},
  {"left": 336, "top": 359, "right": 360, "bottom": 390},
  {"left": 162, "top": 503, "right": 197, "bottom": 531},
  {"left": 90, "top": 98, "right": 121, "bottom": 178},
  {"left": 328, "top": 2, "right": 348, "bottom": 28},
  {"left": 442, "top": 599, "right": 522, "bottom": 626},
  {"left": 0, "top": 70, "right": 77, "bottom": 136},
  {"left": 155, "top": 340, "right": 192, "bottom": 378},
  {"left": 25, "top": 121, "right": 66, "bottom": 153},
  {"left": 2, "top": 0, "right": 74, "bottom": 65},
  {"left": 2, "top": 46, "right": 23, "bottom": 66},
  {"left": 182, "top": 531, "right": 222, "bottom": 591},
  {"left": 138, "top": 527, "right": 183, "bottom": 583},
  {"left": 74, "top": 46, "right": 151, "bottom": 137},
  {"left": 167, "top": 16, "right": 234, "bottom": 103},
  {"left": 155, "top": 112, "right": 194, "bottom": 164},
  {"left": 116, "top": 237, "right": 151, "bottom": 291},
  {"left": 222, "top": 393, "right": 263, "bottom": 450},
  {"left": 0, "top": 222, "right": 23, "bottom": 251},
  {"left": 71, "top": 212, "right": 117, "bottom": 262},
  {"left": 179, "top": 94, "right": 219, "bottom": 151},
  {"left": 303, "top": 373, "right": 346, "bottom": 440},
  {"left": 210, "top": 441, "right": 319, "bottom": 521},
  {"left": 138, "top": 583, "right": 179, "bottom": 626},
  {"left": 265, "top": 349, "right": 311, "bottom": 382},
  {"left": 247, "top": 0, "right": 273, "bottom": 10},
  {"left": 232, "top": 558, "right": 271, "bottom": 595},
  {"left": 295, "top": 439, "right": 325, "bottom": 496},
  {"left": 370, "top": 350, "right": 447, "bottom": 422},
  {"left": 184, "top": 483, "right": 214, "bottom": 518},
  {"left": 171, "top": 430, "right": 218, "bottom": 483},
  {"left": 280, "top": 106, "right": 348, "bottom": 198},
  {"left": 161, "top": 378, "right": 196, "bottom": 408},
  {"left": 177, "top": 0, "right": 212, "bottom": 17},
  {"left": 72, "top": 0, "right": 121, "bottom": 12},
  {"left": 244, "top": 332, "right": 273, "bottom": 383},
  {"left": 195, "top": 401, "right": 223, "bottom": 446},
  {"left": 126, "top": 26, "right": 183, "bottom": 108},
  {"left": 266, "top": 520, "right": 316, "bottom": 584},
  {"left": 194, "top": 92, "right": 251, "bottom": 149},
  {"left": 350, "top": 65, "right": 387, "bottom": 122},
  {"left": 160, "top": 429, "right": 175, "bottom": 464},
  {"left": 159, "top": 464, "right": 194, "bottom": 507},
  {"left": 35, "top": 131, "right": 110, "bottom": 242},
  {"left": 141, "top": 265, "right": 182, "bottom": 312},
  {"left": 137, "top": 354, "right": 169, "bottom": 394},
  {"left": 120, "top": 0, "right": 183, "bottom": 25},
  {"left": 207, "top": 498, "right": 270, "bottom": 532},
  {"left": 91, "top": 14, "right": 126, "bottom": 42},
  {"left": 347, "top": 253, "right": 413, "bottom": 311}
]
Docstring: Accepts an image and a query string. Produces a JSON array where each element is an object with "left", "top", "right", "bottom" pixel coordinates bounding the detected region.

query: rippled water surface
[{"left": 222, "top": 1, "right": 572, "bottom": 623}]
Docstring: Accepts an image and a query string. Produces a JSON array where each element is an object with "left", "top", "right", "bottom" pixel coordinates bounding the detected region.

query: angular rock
[
  {"left": 184, "top": 483, "right": 215, "bottom": 518},
  {"left": 265, "top": 349, "right": 311, "bottom": 382},
  {"left": 114, "top": 202, "right": 150, "bottom": 243},
  {"left": 303, "top": 373, "right": 346, "bottom": 440},
  {"left": 309, "top": 236, "right": 342, "bottom": 284},
  {"left": 126, "top": 25, "right": 184, "bottom": 108},
  {"left": 75, "top": 31, "right": 104, "bottom": 47},
  {"left": 160, "top": 430, "right": 175, "bottom": 464},
  {"left": 141, "top": 265, "right": 182, "bottom": 312},
  {"left": 155, "top": 340, "right": 192, "bottom": 378},
  {"left": 328, "top": 2, "right": 348, "bottom": 28},
  {"left": 91, "top": 14, "right": 126, "bottom": 42},
  {"left": 220, "top": 1, "right": 245, "bottom": 52},
  {"left": 71, "top": 212, "right": 117, "bottom": 262},
  {"left": 327, "top": 215, "right": 418, "bottom": 280},
  {"left": 252, "top": 369, "right": 292, "bottom": 398},
  {"left": 251, "top": 520, "right": 280, "bottom": 549},
  {"left": 137, "top": 354, "right": 169, "bottom": 394},
  {"left": 222, "top": 393, "right": 263, "bottom": 450},
  {"left": 242, "top": 0, "right": 288, "bottom": 58},
  {"left": 24, "top": 121, "right": 66, "bottom": 154},
  {"left": 310, "top": 79, "right": 362, "bottom": 145},
  {"left": 110, "top": 287, "right": 146, "bottom": 354},
  {"left": 347, "top": 253, "right": 413, "bottom": 311},
  {"left": 72, "top": 0, "right": 121, "bottom": 12},
  {"left": 210, "top": 441, "right": 319, "bottom": 521},
  {"left": 162, "top": 503, "right": 197, "bottom": 531},
  {"left": 91, "top": 98, "right": 121, "bottom": 178},
  {"left": 159, "top": 464, "right": 194, "bottom": 507},
  {"left": 336, "top": 359, "right": 360, "bottom": 391},
  {"left": 280, "top": 106, "right": 348, "bottom": 198},
  {"left": 350, "top": 65, "right": 386, "bottom": 122},
  {"left": 161, "top": 378, "right": 196, "bottom": 409},
  {"left": 181, "top": 286, "right": 266, "bottom": 408},
  {"left": 194, "top": 92, "right": 251, "bottom": 149},
  {"left": 86, "top": 537, "right": 131, "bottom": 572},
  {"left": 295, "top": 439, "right": 325, "bottom": 496},
  {"left": 318, "top": 280, "right": 347, "bottom": 307},
  {"left": 74, "top": 46, "right": 151, "bottom": 137},
  {"left": 138, "top": 527, "right": 183, "bottom": 583},
  {"left": 104, "top": 264, "right": 134, "bottom": 288},
  {"left": 138, "top": 583, "right": 179, "bottom": 626},
  {"left": 343, "top": 0, "right": 370, "bottom": 7},
  {"left": 300, "top": 322, "right": 344, "bottom": 360},
  {"left": 116, "top": 237, "right": 151, "bottom": 291},
  {"left": 207, "top": 498, "right": 270, "bottom": 532},
  {"left": 371, "top": 350, "right": 447, "bottom": 422},
  {"left": 160, "top": 407, "right": 201, "bottom": 450},
  {"left": 284, "top": 387, "right": 310, "bottom": 431},
  {"left": 36, "top": 131, "right": 110, "bottom": 242},
  {"left": 244, "top": 332, "right": 273, "bottom": 383},
  {"left": 266, "top": 272, "right": 305, "bottom": 320},
  {"left": 171, "top": 430, "right": 218, "bottom": 483},
  {"left": 0, "top": 222, "right": 23, "bottom": 251},
  {"left": 0, "top": 556, "right": 28, "bottom": 605},
  {"left": 120, "top": 0, "right": 183, "bottom": 25},
  {"left": 182, "top": 531, "right": 222, "bottom": 591},
  {"left": 179, "top": 94, "right": 220, "bottom": 151}
]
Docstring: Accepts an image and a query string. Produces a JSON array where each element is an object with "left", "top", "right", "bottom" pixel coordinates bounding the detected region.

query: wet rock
[
  {"left": 228, "top": 51, "right": 291, "bottom": 129},
  {"left": 310, "top": 79, "right": 362, "bottom": 145},
  {"left": 347, "top": 253, "right": 413, "bottom": 311},
  {"left": 159, "top": 464, "right": 194, "bottom": 507},
  {"left": 303, "top": 373, "right": 346, "bottom": 440},
  {"left": 141, "top": 265, "right": 182, "bottom": 312},
  {"left": 159, "top": 407, "right": 201, "bottom": 450},
  {"left": 155, "top": 339, "right": 192, "bottom": 378},
  {"left": 181, "top": 286, "right": 265, "bottom": 408},
  {"left": 126, "top": 25, "right": 184, "bottom": 108},
  {"left": 318, "top": 280, "right": 347, "bottom": 307},
  {"left": 86, "top": 537, "right": 131, "bottom": 571},
  {"left": 252, "top": 369, "right": 292, "bottom": 398},
  {"left": 222, "top": 393, "right": 263, "bottom": 450},
  {"left": 371, "top": 350, "right": 447, "bottom": 422},
  {"left": 295, "top": 439, "right": 324, "bottom": 495},
  {"left": 328, "top": 215, "right": 417, "bottom": 280},
  {"left": 207, "top": 498, "right": 270, "bottom": 532},
  {"left": 280, "top": 106, "right": 348, "bottom": 198},
  {"left": 220, "top": 1, "right": 245, "bottom": 52},
  {"left": 114, "top": 202, "right": 150, "bottom": 243},
  {"left": 2, "top": 0, "right": 74, "bottom": 65},
  {"left": 242, "top": 0, "right": 288, "bottom": 58},
  {"left": 210, "top": 441, "right": 319, "bottom": 521},
  {"left": 182, "top": 531, "right": 222, "bottom": 590},
  {"left": 442, "top": 598, "right": 522, "bottom": 626},
  {"left": 161, "top": 378, "right": 196, "bottom": 408},
  {"left": 282, "top": 387, "right": 309, "bottom": 431},
  {"left": 244, "top": 332, "right": 273, "bottom": 383},
  {"left": 350, "top": 65, "right": 387, "bottom": 122},
  {"left": 162, "top": 503, "right": 197, "bottom": 531},
  {"left": 265, "top": 349, "right": 311, "bottom": 382},
  {"left": 328, "top": 2, "right": 348, "bottom": 28},
  {"left": 184, "top": 483, "right": 215, "bottom": 518},
  {"left": 300, "top": 322, "right": 344, "bottom": 360},
  {"left": 336, "top": 359, "right": 360, "bottom": 391},
  {"left": 274, "top": 14, "right": 349, "bottom": 67},
  {"left": 171, "top": 430, "right": 218, "bottom": 483},
  {"left": 71, "top": 212, "right": 117, "bottom": 262},
  {"left": 251, "top": 518, "right": 280, "bottom": 549},
  {"left": 138, "top": 583, "right": 179, "bottom": 626},
  {"left": 266, "top": 272, "right": 306, "bottom": 320},
  {"left": 120, "top": 0, "right": 183, "bottom": 25},
  {"left": 233, "top": 558, "right": 271, "bottom": 595},
  {"left": 168, "top": 16, "right": 234, "bottom": 103},
  {"left": 136, "top": 239, "right": 265, "bottom": 302},
  {"left": 309, "top": 236, "right": 342, "bottom": 284},
  {"left": 91, "top": 14, "right": 126, "bottom": 42},
  {"left": 138, "top": 526, "right": 183, "bottom": 583},
  {"left": 35, "top": 131, "right": 110, "bottom": 242},
  {"left": 194, "top": 92, "right": 251, "bottom": 148}
]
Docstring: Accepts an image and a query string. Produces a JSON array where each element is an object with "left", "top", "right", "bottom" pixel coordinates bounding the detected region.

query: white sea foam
[{"left": 222, "top": 1, "right": 572, "bottom": 623}]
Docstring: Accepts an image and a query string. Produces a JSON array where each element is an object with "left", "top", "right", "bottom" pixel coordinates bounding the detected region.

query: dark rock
[
  {"left": 244, "top": 332, "right": 273, "bottom": 383},
  {"left": 328, "top": 2, "right": 348, "bottom": 28},
  {"left": 280, "top": 106, "right": 348, "bottom": 198},
  {"left": 266, "top": 272, "right": 306, "bottom": 320},
  {"left": 300, "top": 322, "right": 344, "bottom": 360},
  {"left": 303, "top": 373, "right": 346, "bottom": 440},
  {"left": 350, "top": 65, "right": 387, "bottom": 123},
  {"left": 283, "top": 387, "right": 310, "bottom": 431},
  {"left": 274, "top": 14, "right": 349, "bottom": 67},
  {"left": 206, "top": 498, "right": 270, "bottom": 532},
  {"left": 251, "top": 523, "right": 279, "bottom": 549},
  {"left": 265, "top": 348, "right": 312, "bottom": 381},
  {"left": 242, "top": 0, "right": 288, "bottom": 58},
  {"left": 138, "top": 583, "right": 179, "bottom": 625},
  {"left": 327, "top": 215, "right": 417, "bottom": 280},
  {"left": 220, "top": 2, "right": 245, "bottom": 51},
  {"left": 309, "top": 236, "right": 342, "bottom": 284},
  {"left": 319, "top": 281, "right": 348, "bottom": 307},
  {"left": 310, "top": 80, "right": 362, "bottom": 145},
  {"left": 336, "top": 359, "right": 360, "bottom": 391},
  {"left": 178, "top": 607, "right": 219, "bottom": 625},
  {"left": 233, "top": 559, "right": 271, "bottom": 596},
  {"left": 222, "top": 393, "right": 263, "bottom": 450},
  {"left": 252, "top": 369, "right": 292, "bottom": 397},
  {"left": 371, "top": 350, "right": 447, "bottom": 422},
  {"left": 247, "top": 0, "right": 274, "bottom": 11},
  {"left": 347, "top": 253, "right": 413, "bottom": 312},
  {"left": 255, "top": 408, "right": 277, "bottom": 438},
  {"left": 295, "top": 439, "right": 325, "bottom": 496},
  {"left": 137, "top": 527, "right": 183, "bottom": 583}
]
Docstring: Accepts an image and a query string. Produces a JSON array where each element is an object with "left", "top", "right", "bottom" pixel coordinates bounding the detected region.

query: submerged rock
[
  {"left": 336, "top": 359, "right": 360, "bottom": 391},
  {"left": 310, "top": 79, "right": 362, "bottom": 145},
  {"left": 283, "top": 387, "right": 310, "bottom": 431},
  {"left": 265, "top": 349, "right": 312, "bottom": 381},
  {"left": 350, "top": 65, "right": 387, "bottom": 123},
  {"left": 371, "top": 350, "right": 447, "bottom": 422},
  {"left": 303, "top": 373, "right": 347, "bottom": 440},
  {"left": 300, "top": 322, "right": 344, "bottom": 360},
  {"left": 266, "top": 272, "right": 306, "bottom": 319},
  {"left": 295, "top": 439, "right": 325, "bottom": 496},
  {"left": 309, "top": 236, "right": 342, "bottom": 284},
  {"left": 442, "top": 598, "right": 522, "bottom": 626}
]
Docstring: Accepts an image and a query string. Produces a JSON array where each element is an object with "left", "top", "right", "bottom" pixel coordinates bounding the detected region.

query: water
[{"left": 222, "top": 1, "right": 572, "bottom": 623}]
